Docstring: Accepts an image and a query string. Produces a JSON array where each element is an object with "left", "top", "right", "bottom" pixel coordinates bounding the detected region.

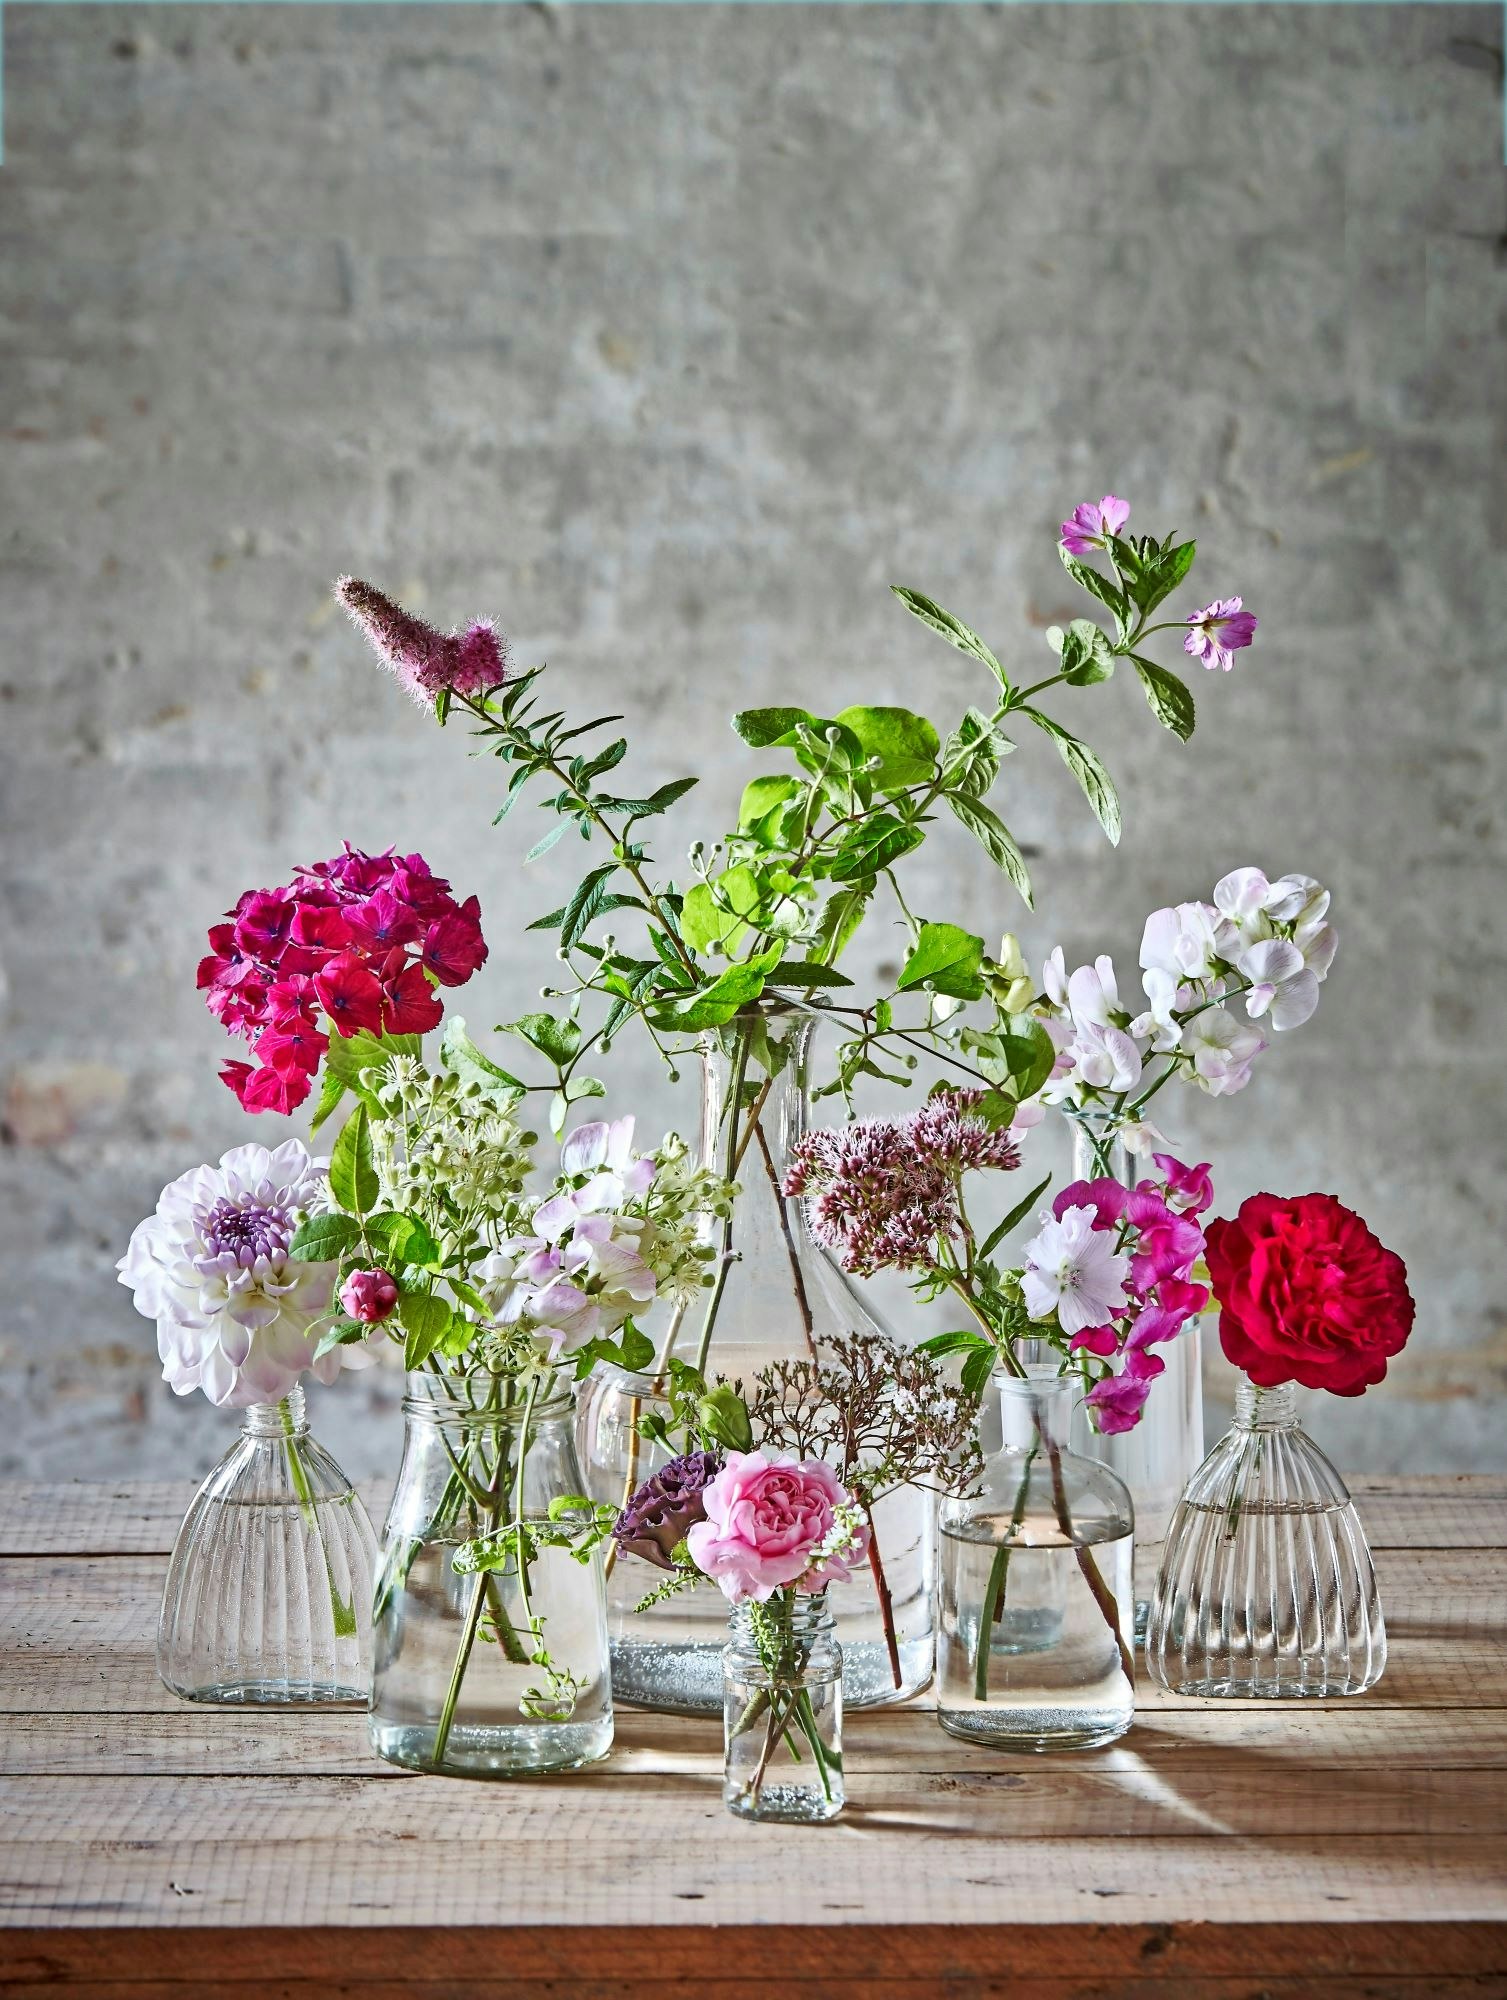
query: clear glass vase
[
  {"left": 157, "top": 1387, "right": 377, "bottom": 1705},
  {"left": 577, "top": 1010, "right": 935, "bottom": 1714},
  {"left": 724, "top": 1588, "right": 844, "bottom": 1822},
  {"left": 938, "top": 1371, "right": 1135, "bottom": 1751},
  {"left": 369, "top": 1369, "right": 613, "bottom": 1776},
  {"left": 1066, "top": 1116, "right": 1203, "bottom": 1635},
  {"left": 1146, "top": 1378, "right": 1386, "bottom": 1698}
]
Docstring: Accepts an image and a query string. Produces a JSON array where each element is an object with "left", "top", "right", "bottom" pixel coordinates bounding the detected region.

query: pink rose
[
  {"left": 685, "top": 1449, "right": 867, "bottom": 1604},
  {"left": 339, "top": 1268, "right": 399, "bottom": 1325}
]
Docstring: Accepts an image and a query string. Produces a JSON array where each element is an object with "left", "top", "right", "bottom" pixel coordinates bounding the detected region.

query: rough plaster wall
[{"left": 1, "top": 3, "right": 1503, "bottom": 1486}]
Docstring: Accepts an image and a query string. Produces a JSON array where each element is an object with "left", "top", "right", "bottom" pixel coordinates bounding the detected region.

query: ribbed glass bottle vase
[
  {"left": 158, "top": 1388, "right": 378, "bottom": 1704},
  {"left": 1146, "top": 1379, "right": 1385, "bottom": 1698}
]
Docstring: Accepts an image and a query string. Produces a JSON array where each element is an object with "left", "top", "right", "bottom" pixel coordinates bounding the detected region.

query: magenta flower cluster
[
  {"left": 784, "top": 1091, "right": 1020, "bottom": 1279},
  {"left": 1058, "top": 495, "right": 1257, "bottom": 671},
  {"left": 1066, "top": 1153, "right": 1214, "bottom": 1435},
  {"left": 336, "top": 577, "right": 510, "bottom": 709},
  {"left": 199, "top": 844, "right": 488, "bottom": 1116}
]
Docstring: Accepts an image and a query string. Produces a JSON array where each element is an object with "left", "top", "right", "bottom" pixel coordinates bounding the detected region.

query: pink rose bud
[{"left": 339, "top": 1268, "right": 399, "bottom": 1324}]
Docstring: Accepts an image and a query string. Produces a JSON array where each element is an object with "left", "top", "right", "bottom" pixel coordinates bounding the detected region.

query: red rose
[{"left": 1205, "top": 1192, "right": 1414, "bottom": 1397}]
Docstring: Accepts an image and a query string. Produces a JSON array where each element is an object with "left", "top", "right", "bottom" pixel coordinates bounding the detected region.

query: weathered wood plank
[
  {"left": 3, "top": 1760, "right": 1504, "bottom": 1842},
  {"left": 2, "top": 1921, "right": 1504, "bottom": 1988},
  {"left": 4, "top": 1549, "right": 1500, "bottom": 1713},
  {"left": 3, "top": 1975, "right": 1505, "bottom": 1999},
  {"left": 5, "top": 1704, "right": 1503, "bottom": 1779},
  {"left": 1, "top": 1835, "right": 1503, "bottom": 1929},
  {"left": 0, "top": 1478, "right": 1498, "bottom": 1556}
]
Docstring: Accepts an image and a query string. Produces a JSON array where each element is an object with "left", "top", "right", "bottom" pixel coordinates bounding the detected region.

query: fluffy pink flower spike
[{"left": 336, "top": 576, "right": 510, "bottom": 709}]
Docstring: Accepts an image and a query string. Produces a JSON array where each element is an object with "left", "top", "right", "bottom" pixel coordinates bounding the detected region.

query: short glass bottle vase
[
  {"left": 1146, "top": 1378, "right": 1386, "bottom": 1698},
  {"left": 938, "top": 1371, "right": 1136, "bottom": 1752},
  {"left": 369, "top": 1369, "right": 614, "bottom": 1777},
  {"left": 157, "top": 1387, "right": 378, "bottom": 1705},
  {"left": 723, "top": 1588, "right": 844, "bottom": 1823}
]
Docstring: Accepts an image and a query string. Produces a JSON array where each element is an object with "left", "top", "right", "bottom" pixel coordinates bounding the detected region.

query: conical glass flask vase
[
  {"left": 577, "top": 1007, "right": 935, "bottom": 1714},
  {"left": 1064, "top": 1114, "right": 1203, "bottom": 1637},
  {"left": 1146, "top": 1378, "right": 1386, "bottom": 1698},
  {"left": 157, "top": 1387, "right": 378, "bottom": 1704}
]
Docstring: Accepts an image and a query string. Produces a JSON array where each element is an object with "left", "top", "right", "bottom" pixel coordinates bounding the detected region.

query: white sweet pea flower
[
  {"left": 1130, "top": 968, "right": 1184, "bottom": 1053},
  {"left": 1239, "top": 937, "right": 1320, "bottom": 1030},
  {"left": 1021, "top": 1204, "right": 1130, "bottom": 1337},
  {"left": 1139, "top": 901, "right": 1225, "bottom": 986},
  {"left": 559, "top": 1115, "right": 657, "bottom": 1210},
  {"left": 1213, "top": 867, "right": 1275, "bottom": 938},
  {"left": 1182, "top": 1007, "right": 1266, "bottom": 1096}
]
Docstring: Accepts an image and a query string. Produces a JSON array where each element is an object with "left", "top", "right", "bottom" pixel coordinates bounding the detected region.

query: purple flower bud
[{"left": 614, "top": 1450, "right": 723, "bottom": 1571}]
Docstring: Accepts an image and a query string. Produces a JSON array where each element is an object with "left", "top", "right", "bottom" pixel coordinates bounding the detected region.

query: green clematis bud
[{"left": 697, "top": 1385, "right": 753, "bottom": 1454}]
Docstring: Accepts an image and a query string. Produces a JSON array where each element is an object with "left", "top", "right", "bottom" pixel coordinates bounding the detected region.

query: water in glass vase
[
  {"left": 937, "top": 1372, "right": 1135, "bottom": 1752},
  {"left": 370, "top": 1533, "right": 613, "bottom": 1775}
]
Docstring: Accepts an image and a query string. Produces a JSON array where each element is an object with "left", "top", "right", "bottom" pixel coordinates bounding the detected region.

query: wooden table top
[{"left": 0, "top": 1475, "right": 1504, "bottom": 1997}]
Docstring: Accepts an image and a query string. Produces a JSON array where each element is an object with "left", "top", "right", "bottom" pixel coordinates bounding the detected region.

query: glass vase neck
[
  {"left": 244, "top": 1388, "right": 307, "bottom": 1437},
  {"left": 1069, "top": 1116, "right": 1130, "bottom": 1187},
  {"left": 997, "top": 1370, "right": 1074, "bottom": 1450},
  {"left": 1233, "top": 1379, "right": 1299, "bottom": 1431},
  {"left": 731, "top": 1587, "right": 832, "bottom": 1643},
  {"left": 400, "top": 1368, "right": 574, "bottom": 1426}
]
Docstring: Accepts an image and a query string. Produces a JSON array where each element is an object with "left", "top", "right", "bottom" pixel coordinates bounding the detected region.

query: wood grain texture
[{"left": 0, "top": 1480, "right": 1504, "bottom": 1998}]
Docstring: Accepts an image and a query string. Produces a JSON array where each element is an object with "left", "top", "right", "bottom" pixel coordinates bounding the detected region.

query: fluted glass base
[
  {"left": 1146, "top": 1380, "right": 1385, "bottom": 1699},
  {"left": 157, "top": 1390, "right": 378, "bottom": 1705}
]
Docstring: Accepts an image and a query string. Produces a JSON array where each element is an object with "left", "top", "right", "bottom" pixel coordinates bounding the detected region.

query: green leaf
[
  {"left": 618, "top": 1324, "right": 656, "bottom": 1373},
  {"left": 574, "top": 737, "right": 627, "bottom": 783},
  {"left": 560, "top": 865, "right": 619, "bottom": 950},
  {"left": 328, "top": 1105, "right": 378, "bottom": 1217},
  {"left": 312, "top": 1321, "right": 369, "bottom": 1362},
  {"left": 917, "top": 1330, "right": 994, "bottom": 1359},
  {"left": 308, "top": 1069, "right": 347, "bottom": 1134},
  {"left": 961, "top": 1347, "right": 995, "bottom": 1401},
  {"left": 960, "top": 1017, "right": 1057, "bottom": 1101},
  {"left": 890, "top": 587, "right": 1008, "bottom": 690},
  {"left": 897, "top": 922, "right": 986, "bottom": 1001},
  {"left": 365, "top": 1212, "right": 442, "bottom": 1267},
  {"left": 598, "top": 776, "right": 699, "bottom": 819},
  {"left": 942, "top": 707, "right": 1007, "bottom": 799},
  {"left": 763, "top": 961, "right": 854, "bottom": 989},
  {"left": 946, "top": 794, "right": 1034, "bottom": 909},
  {"left": 1058, "top": 546, "right": 1130, "bottom": 635},
  {"left": 738, "top": 775, "right": 802, "bottom": 835},
  {"left": 288, "top": 1212, "right": 361, "bottom": 1262},
  {"left": 1125, "top": 538, "right": 1196, "bottom": 616},
  {"left": 834, "top": 706, "right": 940, "bottom": 790},
  {"left": 525, "top": 819, "right": 571, "bottom": 862},
  {"left": 679, "top": 865, "right": 760, "bottom": 954},
  {"left": 650, "top": 946, "right": 784, "bottom": 1032},
  {"left": 439, "top": 1018, "right": 527, "bottom": 1096},
  {"left": 1131, "top": 655, "right": 1196, "bottom": 742},
  {"left": 323, "top": 1029, "right": 396, "bottom": 1089},
  {"left": 733, "top": 707, "right": 817, "bottom": 749},
  {"left": 1022, "top": 711, "right": 1122, "bottom": 846},
  {"left": 979, "top": 1175, "right": 1053, "bottom": 1258},
  {"left": 828, "top": 814, "right": 924, "bottom": 883},
  {"left": 399, "top": 1290, "right": 452, "bottom": 1371},
  {"left": 812, "top": 883, "right": 872, "bottom": 966},
  {"left": 1057, "top": 617, "right": 1116, "bottom": 687},
  {"left": 506, "top": 1011, "right": 582, "bottom": 1069}
]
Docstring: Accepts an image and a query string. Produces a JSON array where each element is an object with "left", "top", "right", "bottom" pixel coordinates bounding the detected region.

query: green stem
[
  {"left": 431, "top": 1570, "right": 489, "bottom": 1766},
  {"left": 693, "top": 1024, "right": 751, "bottom": 1375},
  {"left": 1048, "top": 1442, "right": 1134, "bottom": 1688},
  {"left": 279, "top": 1399, "right": 356, "bottom": 1641},
  {"left": 973, "top": 1435, "right": 1038, "bottom": 1701}
]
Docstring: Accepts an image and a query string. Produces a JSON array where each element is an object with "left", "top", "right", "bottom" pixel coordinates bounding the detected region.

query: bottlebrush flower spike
[{"left": 335, "top": 576, "right": 510, "bottom": 708}]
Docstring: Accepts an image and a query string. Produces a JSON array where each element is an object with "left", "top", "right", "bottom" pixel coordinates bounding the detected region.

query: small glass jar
[
  {"left": 938, "top": 1371, "right": 1135, "bottom": 1751},
  {"left": 723, "top": 1589, "right": 844, "bottom": 1822},
  {"left": 1147, "top": 1378, "right": 1386, "bottom": 1698},
  {"left": 157, "top": 1387, "right": 378, "bottom": 1706},
  {"left": 369, "top": 1369, "right": 613, "bottom": 1777}
]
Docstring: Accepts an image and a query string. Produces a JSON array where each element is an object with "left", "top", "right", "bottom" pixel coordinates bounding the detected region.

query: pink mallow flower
[
  {"left": 1060, "top": 495, "right": 1130, "bottom": 557},
  {"left": 1184, "top": 596, "right": 1257, "bottom": 672},
  {"left": 339, "top": 1268, "right": 400, "bottom": 1325},
  {"left": 685, "top": 1450, "right": 868, "bottom": 1605},
  {"left": 336, "top": 577, "right": 510, "bottom": 710}
]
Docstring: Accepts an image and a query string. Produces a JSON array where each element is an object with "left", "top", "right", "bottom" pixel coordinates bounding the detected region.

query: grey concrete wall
[{"left": 1, "top": 3, "right": 1503, "bottom": 1487}]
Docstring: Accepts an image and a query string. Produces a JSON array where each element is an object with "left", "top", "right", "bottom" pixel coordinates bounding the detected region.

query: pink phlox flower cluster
[
  {"left": 784, "top": 1093, "right": 1020, "bottom": 1280},
  {"left": 199, "top": 844, "right": 487, "bottom": 1116},
  {"left": 1032, "top": 1154, "right": 1214, "bottom": 1436},
  {"left": 336, "top": 577, "right": 510, "bottom": 709}
]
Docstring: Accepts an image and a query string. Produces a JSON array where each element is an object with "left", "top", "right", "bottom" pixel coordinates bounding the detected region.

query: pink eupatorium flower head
[
  {"left": 1060, "top": 495, "right": 1130, "bottom": 556},
  {"left": 335, "top": 577, "right": 510, "bottom": 709},
  {"left": 685, "top": 1449, "right": 868, "bottom": 1604},
  {"left": 1184, "top": 596, "right": 1257, "bottom": 672}
]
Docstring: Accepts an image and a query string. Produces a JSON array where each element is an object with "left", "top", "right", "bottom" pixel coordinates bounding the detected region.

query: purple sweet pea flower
[
  {"left": 1060, "top": 495, "right": 1130, "bottom": 557},
  {"left": 1184, "top": 596, "right": 1257, "bottom": 672}
]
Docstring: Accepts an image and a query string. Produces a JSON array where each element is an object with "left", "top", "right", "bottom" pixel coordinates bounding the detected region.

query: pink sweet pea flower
[
  {"left": 1184, "top": 596, "right": 1257, "bottom": 671},
  {"left": 1067, "top": 1324, "right": 1120, "bottom": 1358},
  {"left": 1153, "top": 1153, "right": 1214, "bottom": 1215},
  {"left": 1087, "top": 1348, "right": 1165, "bottom": 1434},
  {"left": 685, "top": 1450, "right": 866, "bottom": 1604},
  {"left": 1060, "top": 495, "right": 1130, "bottom": 557},
  {"left": 1052, "top": 1178, "right": 1129, "bottom": 1231}
]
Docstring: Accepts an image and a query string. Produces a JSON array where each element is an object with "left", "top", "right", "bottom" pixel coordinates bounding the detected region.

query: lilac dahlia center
[{"left": 200, "top": 1197, "right": 294, "bottom": 1265}]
